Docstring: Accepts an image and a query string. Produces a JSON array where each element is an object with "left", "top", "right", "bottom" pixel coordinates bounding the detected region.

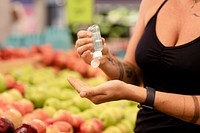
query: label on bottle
[{"left": 92, "top": 32, "right": 102, "bottom": 51}]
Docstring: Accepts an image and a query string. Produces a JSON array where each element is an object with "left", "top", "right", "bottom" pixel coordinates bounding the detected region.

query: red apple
[
  {"left": 0, "top": 108, "right": 4, "bottom": 116},
  {"left": 28, "top": 119, "right": 47, "bottom": 133},
  {"left": 39, "top": 44, "right": 54, "bottom": 54},
  {"left": 0, "top": 100, "right": 8, "bottom": 111},
  {"left": 72, "top": 115, "right": 85, "bottom": 131},
  {"left": 23, "top": 113, "right": 36, "bottom": 123},
  {"left": 41, "top": 52, "right": 55, "bottom": 66},
  {"left": 44, "top": 118, "right": 54, "bottom": 126},
  {"left": 46, "top": 125, "right": 59, "bottom": 133},
  {"left": 4, "top": 74, "right": 16, "bottom": 89},
  {"left": 65, "top": 56, "right": 77, "bottom": 70},
  {"left": 80, "top": 118, "right": 104, "bottom": 133},
  {"left": 18, "top": 99, "right": 34, "bottom": 114},
  {"left": 52, "top": 121, "right": 73, "bottom": 133},
  {"left": 32, "top": 109, "right": 50, "bottom": 122},
  {"left": 52, "top": 110, "right": 73, "bottom": 125},
  {"left": 12, "top": 82, "right": 25, "bottom": 95},
  {"left": 2, "top": 109, "right": 22, "bottom": 129},
  {"left": 30, "top": 45, "right": 40, "bottom": 54},
  {"left": 0, "top": 117, "right": 15, "bottom": 133},
  {"left": 10, "top": 101, "right": 26, "bottom": 115},
  {"left": 53, "top": 51, "right": 67, "bottom": 69},
  {"left": 15, "top": 123, "right": 37, "bottom": 133}
]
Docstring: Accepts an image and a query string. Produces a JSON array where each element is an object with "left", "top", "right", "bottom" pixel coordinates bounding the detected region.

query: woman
[{"left": 68, "top": 0, "right": 200, "bottom": 132}]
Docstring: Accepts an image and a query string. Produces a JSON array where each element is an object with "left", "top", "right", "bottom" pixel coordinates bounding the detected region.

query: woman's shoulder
[
  {"left": 139, "top": 0, "right": 164, "bottom": 11},
  {"left": 139, "top": 0, "right": 166, "bottom": 25}
]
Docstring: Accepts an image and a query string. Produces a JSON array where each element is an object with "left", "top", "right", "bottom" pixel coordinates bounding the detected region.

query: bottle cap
[
  {"left": 93, "top": 51, "right": 102, "bottom": 58},
  {"left": 91, "top": 58, "right": 100, "bottom": 68}
]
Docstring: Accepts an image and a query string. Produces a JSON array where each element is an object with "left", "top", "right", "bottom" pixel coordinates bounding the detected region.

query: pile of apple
[
  {"left": 0, "top": 65, "right": 139, "bottom": 133},
  {"left": 0, "top": 44, "right": 102, "bottom": 78}
]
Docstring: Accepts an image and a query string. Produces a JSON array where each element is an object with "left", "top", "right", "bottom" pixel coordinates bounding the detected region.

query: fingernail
[
  {"left": 87, "top": 32, "right": 92, "bottom": 36},
  {"left": 80, "top": 91, "right": 86, "bottom": 97}
]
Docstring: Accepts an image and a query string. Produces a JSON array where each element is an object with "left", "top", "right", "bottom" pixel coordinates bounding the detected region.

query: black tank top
[{"left": 135, "top": 0, "right": 200, "bottom": 132}]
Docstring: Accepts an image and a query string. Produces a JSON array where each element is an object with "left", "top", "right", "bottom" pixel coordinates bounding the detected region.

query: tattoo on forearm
[
  {"left": 118, "top": 61, "right": 124, "bottom": 80},
  {"left": 107, "top": 57, "right": 124, "bottom": 80},
  {"left": 190, "top": 96, "right": 200, "bottom": 123},
  {"left": 124, "top": 63, "right": 136, "bottom": 79},
  {"left": 107, "top": 57, "right": 138, "bottom": 84},
  {"left": 107, "top": 57, "right": 117, "bottom": 65}
]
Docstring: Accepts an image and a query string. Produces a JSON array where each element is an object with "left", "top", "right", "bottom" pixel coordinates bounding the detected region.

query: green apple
[
  {"left": 83, "top": 108, "right": 99, "bottom": 118},
  {"left": 30, "top": 91, "right": 46, "bottom": 108},
  {"left": 66, "top": 105, "right": 81, "bottom": 114},
  {"left": 72, "top": 95, "right": 93, "bottom": 111},
  {"left": 43, "top": 97, "right": 61, "bottom": 110},
  {"left": 0, "top": 92, "right": 14, "bottom": 104},
  {"left": 60, "top": 100, "right": 73, "bottom": 110},
  {"left": 98, "top": 109, "right": 118, "bottom": 128},
  {"left": 124, "top": 107, "right": 139, "bottom": 125},
  {"left": 78, "top": 112, "right": 93, "bottom": 120},
  {"left": 6, "top": 89, "right": 23, "bottom": 101},
  {"left": 58, "top": 69, "right": 82, "bottom": 79},
  {"left": 17, "top": 75, "right": 32, "bottom": 84},
  {"left": 42, "top": 106, "right": 57, "bottom": 117},
  {"left": 120, "top": 119, "right": 134, "bottom": 132},
  {"left": 57, "top": 89, "right": 76, "bottom": 101},
  {"left": 45, "top": 87, "right": 62, "bottom": 99},
  {"left": 0, "top": 73, "right": 7, "bottom": 92},
  {"left": 99, "top": 107, "right": 124, "bottom": 128},
  {"left": 116, "top": 123, "right": 128, "bottom": 133},
  {"left": 103, "top": 126, "right": 121, "bottom": 133}
]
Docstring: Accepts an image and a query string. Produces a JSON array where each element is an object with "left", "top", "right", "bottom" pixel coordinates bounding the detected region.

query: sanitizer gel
[{"left": 87, "top": 24, "right": 103, "bottom": 68}]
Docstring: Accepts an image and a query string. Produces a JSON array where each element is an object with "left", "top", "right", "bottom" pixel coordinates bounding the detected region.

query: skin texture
[{"left": 68, "top": 0, "right": 200, "bottom": 125}]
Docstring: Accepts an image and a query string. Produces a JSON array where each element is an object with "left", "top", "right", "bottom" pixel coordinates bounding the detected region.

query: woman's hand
[
  {"left": 75, "top": 30, "right": 109, "bottom": 66},
  {"left": 67, "top": 76, "right": 129, "bottom": 104}
]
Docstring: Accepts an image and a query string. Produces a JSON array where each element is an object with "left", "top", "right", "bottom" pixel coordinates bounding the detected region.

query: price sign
[{"left": 66, "top": 0, "right": 94, "bottom": 24}]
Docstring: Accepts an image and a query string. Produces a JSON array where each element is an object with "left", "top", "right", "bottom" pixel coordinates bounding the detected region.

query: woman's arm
[
  {"left": 99, "top": 0, "right": 157, "bottom": 85},
  {"left": 68, "top": 77, "right": 200, "bottom": 125},
  {"left": 124, "top": 84, "right": 200, "bottom": 125},
  {"left": 155, "top": 91, "right": 200, "bottom": 124}
]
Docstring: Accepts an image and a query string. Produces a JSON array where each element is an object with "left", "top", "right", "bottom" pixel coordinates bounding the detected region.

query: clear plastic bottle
[{"left": 87, "top": 24, "right": 103, "bottom": 68}]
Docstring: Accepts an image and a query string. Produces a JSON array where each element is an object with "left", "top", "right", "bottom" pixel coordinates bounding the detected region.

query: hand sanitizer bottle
[{"left": 87, "top": 24, "right": 103, "bottom": 68}]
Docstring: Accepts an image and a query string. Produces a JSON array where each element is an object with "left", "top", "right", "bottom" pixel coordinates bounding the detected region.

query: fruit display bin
[{"left": 0, "top": 45, "right": 139, "bottom": 133}]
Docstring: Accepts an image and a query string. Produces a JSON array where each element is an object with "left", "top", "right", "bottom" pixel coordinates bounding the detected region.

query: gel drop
[{"left": 87, "top": 24, "right": 103, "bottom": 68}]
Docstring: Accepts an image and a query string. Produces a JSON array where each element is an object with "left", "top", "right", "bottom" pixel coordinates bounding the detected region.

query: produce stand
[
  {"left": 0, "top": 56, "right": 40, "bottom": 74},
  {"left": 0, "top": 47, "right": 139, "bottom": 133}
]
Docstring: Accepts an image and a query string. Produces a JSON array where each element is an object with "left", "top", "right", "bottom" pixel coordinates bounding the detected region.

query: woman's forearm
[
  {"left": 155, "top": 92, "right": 200, "bottom": 125},
  {"left": 127, "top": 85, "right": 200, "bottom": 125},
  {"left": 99, "top": 53, "right": 141, "bottom": 85}
]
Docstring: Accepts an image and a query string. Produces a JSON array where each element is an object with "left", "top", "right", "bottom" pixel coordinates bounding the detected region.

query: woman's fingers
[
  {"left": 67, "top": 76, "right": 100, "bottom": 98},
  {"left": 76, "top": 43, "right": 93, "bottom": 55},
  {"left": 77, "top": 30, "right": 92, "bottom": 39},
  {"left": 75, "top": 38, "right": 92, "bottom": 48},
  {"left": 81, "top": 50, "right": 93, "bottom": 64},
  {"left": 67, "top": 76, "right": 88, "bottom": 93}
]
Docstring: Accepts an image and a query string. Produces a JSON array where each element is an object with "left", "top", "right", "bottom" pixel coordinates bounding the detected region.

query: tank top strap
[{"left": 155, "top": 0, "right": 168, "bottom": 15}]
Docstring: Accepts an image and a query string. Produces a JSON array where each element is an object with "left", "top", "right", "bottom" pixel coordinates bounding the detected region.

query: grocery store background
[{"left": 0, "top": 0, "right": 140, "bottom": 58}]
